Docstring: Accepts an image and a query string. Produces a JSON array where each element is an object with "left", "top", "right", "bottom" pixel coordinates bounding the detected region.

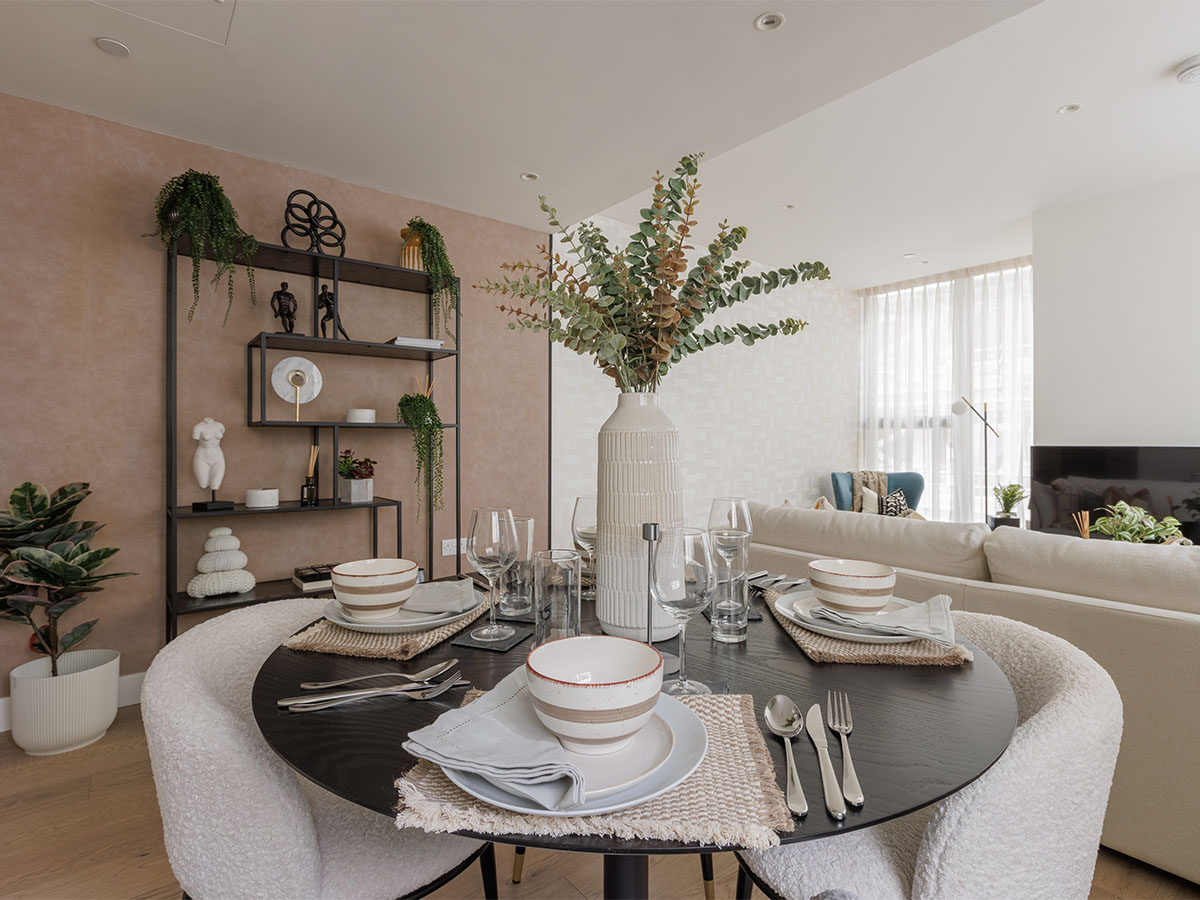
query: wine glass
[
  {"left": 652, "top": 527, "right": 714, "bottom": 696},
  {"left": 708, "top": 497, "right": 752, "bottom": 610},
  {"left": 571, "top": 496, "right": 598, "bottom": 601},
  {"left": 466, "top": 507, "right": 519, "bottom": 642}
]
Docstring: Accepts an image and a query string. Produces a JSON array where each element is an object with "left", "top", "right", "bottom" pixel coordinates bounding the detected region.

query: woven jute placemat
[
  {"left": 395, "top": 692, "right": 793, "bottom": 850},
  {"left": 764, "top": 589, "right": 973, "bottom": 667},
  {"left": 283, "top": 594, "right": 492, "bottom": 662}
]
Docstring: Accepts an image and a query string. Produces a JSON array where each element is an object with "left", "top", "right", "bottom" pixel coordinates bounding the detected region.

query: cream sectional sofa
[{"left": 748, "top": 501, "right": 1200, "bottom": 884}]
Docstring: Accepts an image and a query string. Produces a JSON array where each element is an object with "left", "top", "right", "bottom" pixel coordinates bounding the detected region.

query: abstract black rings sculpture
[{"left": 281, "top": 189, "right": 346, "bottom": 256}]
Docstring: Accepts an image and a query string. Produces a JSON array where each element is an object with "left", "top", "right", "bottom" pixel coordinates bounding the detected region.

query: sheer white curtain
[{"left": 860, "top": 258, "right": 1033, "bottom": 522}]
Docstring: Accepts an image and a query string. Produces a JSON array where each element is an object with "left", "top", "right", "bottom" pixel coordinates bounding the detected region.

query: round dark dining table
[{"left": 253, "top": 587, "right": 1017, "bottom": 900}]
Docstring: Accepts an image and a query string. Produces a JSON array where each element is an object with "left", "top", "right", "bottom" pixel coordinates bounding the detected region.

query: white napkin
[
  {"left": 402, "top": 667, "right": 585, "bottom": 810},
  {"left": 400, "top": 579, "right": 477, "bottom": 616},
  {"left": 811, "top": 594, "right": 957, "bottom": 647}
]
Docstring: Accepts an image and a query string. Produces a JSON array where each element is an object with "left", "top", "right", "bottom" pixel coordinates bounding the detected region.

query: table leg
[{"left": 603, "top": 854, "right": 649, "bottom": 900}]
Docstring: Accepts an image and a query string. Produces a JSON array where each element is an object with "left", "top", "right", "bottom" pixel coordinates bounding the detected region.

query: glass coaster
[{"left": 451, "top": 624, "right": 534, "bottom": 653}]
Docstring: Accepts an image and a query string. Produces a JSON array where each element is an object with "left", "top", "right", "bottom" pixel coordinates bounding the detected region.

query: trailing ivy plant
[
  {"left": 476, "top": 152, "right": 830, "bottom": 392},
  {"left": 146, "top": 169, "right": 258, "bottom": 323},
  {"left": 1091, "top": 501, "right": 1189, "bottom": 544},
  {"left": 396, "top": 393, "right": 444, "bottom": 521},
  {"left": 0, "top": 482, "right": 134, "bottom": 676},
  {"left": 405, "top": 217, "right": 458, "bottom": 340}
]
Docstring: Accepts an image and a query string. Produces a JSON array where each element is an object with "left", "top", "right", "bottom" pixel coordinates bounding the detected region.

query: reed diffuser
[
  {"left": 301, "top": 445, "right": 319, "bottom": 507},
  {"left": 1072, "top": 509, "right": 1090, "bottom": 539}
]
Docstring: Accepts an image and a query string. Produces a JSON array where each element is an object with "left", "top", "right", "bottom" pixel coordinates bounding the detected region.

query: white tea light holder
[
  {"left": 245, "top": 488, "right": 279, "bottom": 508},
  {"left": 271, "top": 356, "right": 322, "bottom": 422},
  {"left": 346, "top": 408, "right": 376, "bottom": 423}
]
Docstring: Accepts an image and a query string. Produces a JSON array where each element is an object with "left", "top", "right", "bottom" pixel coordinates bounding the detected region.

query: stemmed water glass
[
  {"left": 652, "top": 527, "right": 715, "bottom": 696},
  {"left": 708, "top": 497, "right": 752, "bottom": 608},
  {"left": 467, "top": 507, "right": 519, "bottom": 642},
  {"left": 571, "top": 496, "right": 598, "bottom": 601}
]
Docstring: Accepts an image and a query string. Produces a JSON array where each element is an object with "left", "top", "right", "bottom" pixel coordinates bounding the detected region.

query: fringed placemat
[
  {"left": 395, "top": 693, "right": 793, "bottom": 850},
  {"left": 284, "top": 595, "right": 492, "bottom": 661},
  {"left": 765, "top": 590, "right": 973, "bottom": 667}
]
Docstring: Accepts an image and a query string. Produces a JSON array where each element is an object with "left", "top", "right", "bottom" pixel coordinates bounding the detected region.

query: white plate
[
  {"left": 570, "top": 713, "right": 675, "bottom": 799},
  {"left": 775, "top": 589, "right": 920, "bottom": 644},
  {"left": 441, "top": 694, "right": 707, "bottom": 817},
  {"left": 323, "top": 588, "right": 483, "bottom": 635}
]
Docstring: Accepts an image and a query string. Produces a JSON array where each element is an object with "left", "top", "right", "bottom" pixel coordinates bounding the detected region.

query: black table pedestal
[{"left": 604, "top": 854, "right": 649, "bottom": 900}]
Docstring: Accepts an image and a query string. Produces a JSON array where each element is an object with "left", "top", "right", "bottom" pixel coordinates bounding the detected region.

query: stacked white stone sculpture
[{"left": 186, "top": 526, "right": 256, "bottom": 598}]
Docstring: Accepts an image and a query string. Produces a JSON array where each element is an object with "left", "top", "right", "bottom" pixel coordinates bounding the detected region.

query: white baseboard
[{"left": 0, "top": 670, "right": 145, "bottom": 734}]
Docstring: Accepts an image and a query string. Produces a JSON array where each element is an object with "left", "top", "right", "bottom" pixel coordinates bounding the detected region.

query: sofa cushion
[
  {"left": 984, "top": 526, "right": 1200, "bottom": 615},
  {"left": 749, "top": 502, "right": 991, "bottom": 580}
]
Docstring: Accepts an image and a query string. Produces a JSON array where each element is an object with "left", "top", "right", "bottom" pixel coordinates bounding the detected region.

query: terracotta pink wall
[{"left": 0, "top": 93, "right": 549, "bottom": 693}]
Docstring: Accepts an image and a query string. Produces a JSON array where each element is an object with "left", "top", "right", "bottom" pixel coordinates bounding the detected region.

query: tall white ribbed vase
[{"left": 596, "top": 392, "right": 682, "bottom": 641}]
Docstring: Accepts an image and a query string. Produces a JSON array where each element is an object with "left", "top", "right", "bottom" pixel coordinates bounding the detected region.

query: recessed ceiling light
[
  {"left": 1176, "top": 55, "right": 1200, "bottom": 84},
  {"left": 902, "top": 253, "right": 916, "bottom": 260},
  {"left": 519, "top": 172, "right": 539, "bottom": 182},
  {"left": 1056, "top": 103, "right": 1081, "bottom": 116},
  {"left": 781, "top": 203, "right": 796, "bottom": 210},
  {"left": 753, "top": 12, "right": 785, "bottom": 31},
  {"left": 95, "top": 37, "right": 131, "bottom": 57}
]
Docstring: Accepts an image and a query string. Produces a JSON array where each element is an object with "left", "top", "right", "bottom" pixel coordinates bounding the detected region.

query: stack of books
[{"left": 292, "top": 564, "right": 337, "bottom": 592}]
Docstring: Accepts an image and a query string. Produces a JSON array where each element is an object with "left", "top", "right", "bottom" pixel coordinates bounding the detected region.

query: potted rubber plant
[
  {"left": 146, "top": 169, "right": 258, "bottom": 324},
  {"left": 989, "top": 483, "right": 1028, "bottom": 530},
  {"left": 337, "top": 451, "right": 376, "bottom": 504},
  {"left": 1, "top": 482, "right": 134, "bottom": 755}
]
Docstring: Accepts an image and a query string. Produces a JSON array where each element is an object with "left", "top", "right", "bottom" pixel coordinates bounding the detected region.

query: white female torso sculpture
[{"left": 192, "top": 417, "right": 226, "bottom": 492}]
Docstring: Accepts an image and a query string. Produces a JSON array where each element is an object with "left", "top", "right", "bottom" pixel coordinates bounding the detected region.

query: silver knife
[
  {"left": 300, "top": 658, "right": 458, "bottom": 691},
  {"left": 806, "top": 704, "right": 846, "bottom": 820},
  {"left": 278, "top": 675, "right": 466, "bottom": 707}
]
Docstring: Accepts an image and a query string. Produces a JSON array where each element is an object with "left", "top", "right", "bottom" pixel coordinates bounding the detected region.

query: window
[{"left": 860, "top": 259, "right": 1033, "bottom": 522}]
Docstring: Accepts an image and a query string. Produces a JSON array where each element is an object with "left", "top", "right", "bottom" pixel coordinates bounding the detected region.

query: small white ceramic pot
[
  {"left": 10, "top": 649, "right": 120, "bottom": 756},
  {"left": 332, "top": 558, "right": 419, "bottom": 619},
  {"left": 245, "top": 488, "right": 279, "bottom": 508},
  {"left": 807, "top": 559, "right": 897, "bottom": 613},
  {"left": 339, "top": 477, "right": 374, "bottom": 504},
  {"left": 346, "top": 408, "right": 376, "bottom": 423},
  {"left": 525, "top": 635, "right": 663, "bottom": 755}
]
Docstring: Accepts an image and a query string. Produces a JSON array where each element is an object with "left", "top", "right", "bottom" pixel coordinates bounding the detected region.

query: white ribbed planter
[
  {"left": 9, "top": 649, "right": 120, "bottom": 756},
  {"left": 596, "top": 393, "right": 682, "bottom": 641}
]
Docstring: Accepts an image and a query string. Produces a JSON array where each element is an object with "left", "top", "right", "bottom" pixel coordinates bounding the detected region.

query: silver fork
[
  {"left": 288, "top": 670, "right": 463, "bottom": 712},
  {"left": 828, "top": 691, "right": 864, "bottom": 806}
]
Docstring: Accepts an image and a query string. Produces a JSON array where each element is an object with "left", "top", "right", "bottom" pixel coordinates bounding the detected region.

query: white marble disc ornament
[{"left": 271, "top": 356, "right": 322, "bottom": 420}]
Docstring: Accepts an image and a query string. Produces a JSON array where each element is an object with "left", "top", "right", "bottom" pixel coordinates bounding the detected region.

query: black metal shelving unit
[{"left": 165, "top": 236, "right": 462, "bottom": 641}]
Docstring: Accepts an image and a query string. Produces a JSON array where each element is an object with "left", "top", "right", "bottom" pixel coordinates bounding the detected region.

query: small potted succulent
[
  {"left": 337, "top": 450, "right": 376, "bottom": 504},
  {"left": 1, "top": 482, "right": 134, "bottom": 755},
  {"left": 989, "top": 483, "right": 1028, "bottom": 530}
]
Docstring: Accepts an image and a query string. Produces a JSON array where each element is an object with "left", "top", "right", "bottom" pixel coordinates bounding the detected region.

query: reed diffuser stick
[
  {"left": 307, "top": 445, "right": 319, "bottom": 478},
  {"left": 1072, "top": 510, "right": 1090, "bottom": 539}
]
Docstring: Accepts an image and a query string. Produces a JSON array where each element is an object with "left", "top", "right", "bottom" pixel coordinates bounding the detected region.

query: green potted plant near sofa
[
  {"left": 989, "top": 483, "right": 1028, "bottom": 530},
  {"left": 1091, "top": 501, "right": 1191, "bottom": 544},
  {"left": 1, "top": 482, "right": 133, "bottom": 755},
  {"left": 337, "top": 450, "right": 376, "bottom": 504}
]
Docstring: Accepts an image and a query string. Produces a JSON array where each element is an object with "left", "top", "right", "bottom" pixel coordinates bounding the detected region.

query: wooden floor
[{"left": 1, "top": 706, "right": 1196, "bottom": 900}]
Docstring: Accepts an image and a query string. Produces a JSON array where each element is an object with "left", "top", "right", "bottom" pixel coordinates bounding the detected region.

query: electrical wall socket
[{"left": 441, "top": 538, "right": 469, "bottom": 556}]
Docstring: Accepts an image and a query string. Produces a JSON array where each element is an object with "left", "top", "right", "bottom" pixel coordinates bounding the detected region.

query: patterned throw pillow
[{"left": 881, "top": 489, "right": 910, "bottom": 517}]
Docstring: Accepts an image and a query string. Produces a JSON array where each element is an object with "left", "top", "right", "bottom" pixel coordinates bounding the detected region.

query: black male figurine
[
  {"left": 316, "top": 284, "right": 349, "bottom": 339},
  {"left": 270, "top": 282, "right": 298, "bottom": 334}
]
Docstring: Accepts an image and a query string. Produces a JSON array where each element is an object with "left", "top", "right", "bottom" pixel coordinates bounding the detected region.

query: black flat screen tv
[{"left": 1030, "top": 446, "right": 1200, "bottom": 542}]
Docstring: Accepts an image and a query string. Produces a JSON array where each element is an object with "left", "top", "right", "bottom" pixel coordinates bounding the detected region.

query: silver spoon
[{"left": 765, "top": 694, "right": 808, "bottom": 817}]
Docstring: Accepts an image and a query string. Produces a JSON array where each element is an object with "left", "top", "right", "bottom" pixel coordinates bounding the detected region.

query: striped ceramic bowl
[
  {"left": 525, "top": 635, "right": 663, "bottom": 755},
  {"left": 807, "top": 559, "right": 897, "bottom": 613},
  {"left": 331, "top": 558, "right": 419, "bottom": 620}
]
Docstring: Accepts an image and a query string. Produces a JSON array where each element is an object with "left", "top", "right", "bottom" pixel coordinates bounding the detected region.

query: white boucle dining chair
[
  {"left": 141, "top": 597, "right": 496, "bottom": 900},
  {"left": 735, "top": 612, "right": 1123, "bottom": 900}
]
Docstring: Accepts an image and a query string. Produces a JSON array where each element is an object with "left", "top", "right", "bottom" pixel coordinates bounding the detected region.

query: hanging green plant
[
  {"left": 404, "top": 217, "right": 457, "bottom": 339},
  {"left": 396, "top": 386, "right": 444, "bottom": 521},
  {"left": 146, "top": 169, "right": 258, "bottom": 323}
]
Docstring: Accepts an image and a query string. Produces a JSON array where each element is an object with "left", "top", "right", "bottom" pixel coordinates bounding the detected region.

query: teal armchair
[{"left": 830, "top": 472, "right": 925, "bottom": 512}]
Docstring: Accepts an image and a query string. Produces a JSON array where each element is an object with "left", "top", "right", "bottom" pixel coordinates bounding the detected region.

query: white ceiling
[
  {"left": 603, "top": 0, "right": 1200, "bottom": 288},
  {"left": 1, "top": 1, "right": 1196, "bottom": 289}
]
